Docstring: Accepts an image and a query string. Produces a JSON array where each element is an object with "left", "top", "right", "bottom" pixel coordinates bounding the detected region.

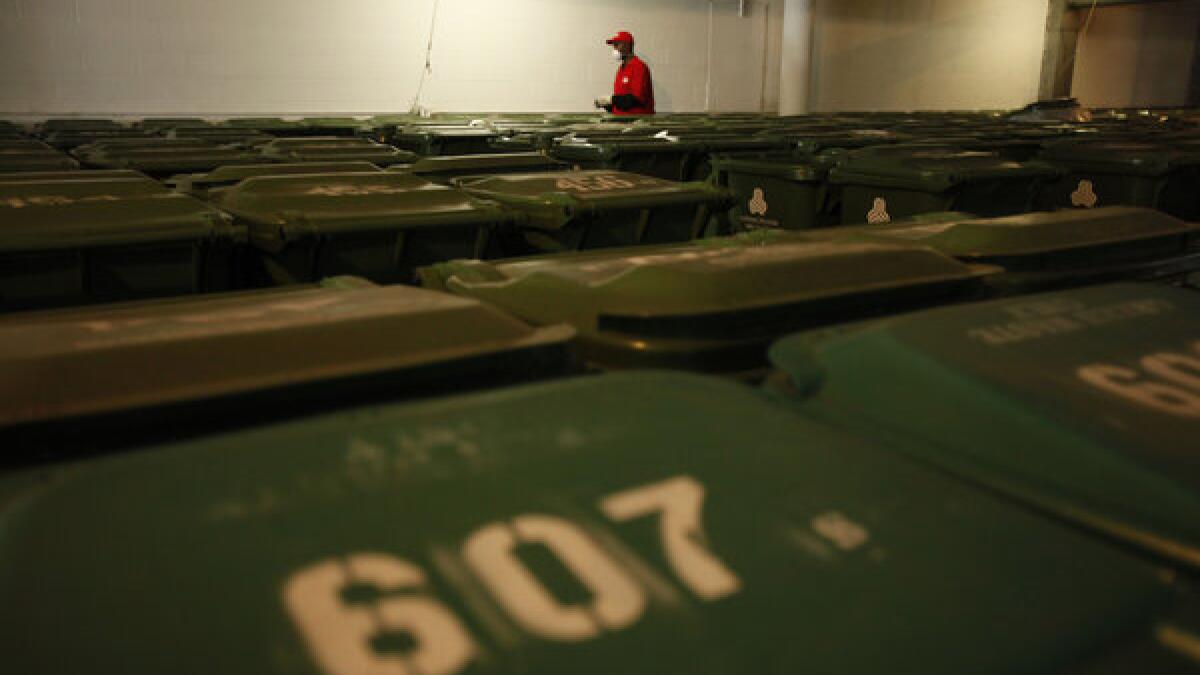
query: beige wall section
[
  {"left": 0, "top": 0, "right": 784, "bottom": 116},
  {"left": 809, "top": 0, "right": 1050, "bottom": 111},
  {"left": 1071, "top": 2, "right": 1200, "bottom": 109}
]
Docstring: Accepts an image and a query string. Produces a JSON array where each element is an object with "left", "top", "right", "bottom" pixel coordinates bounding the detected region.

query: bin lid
[
  {"left": 773, "top": 129, "right": 909, "bottom": 154},
  {"left": 226, "top": 117, "right": 306, "bottom": 130},
  {"left": 457, "top": 171, "right": 726, "bottom": 232},
  {"left": 0, "top": 155, "right": 80, "bottom": 172},
  {"left": 1041, "top": 140, "right": 1200, "bottom": 175},
  {"left": 0, "top": 279, "right": 574, "bottom": 454},
  {"left": 0, "top": 370, "right": 1189, "bottom": 674},
  {"left": 170, "top": 161, "right": 384, "bottom": 193},
  {"left": 834, "top": 206, "right": 1200, "bottom": 286},
  {"left": 553, "top": 137, "right": 705, "bottom": 160},
  {"left": 0, "top": 139, "right": 56, "bottom": 151},
  {"left": 80, "top": 147, "right": 265, "bottom": 173},
  {"left": 37, "top": 118, "right": 125, "bottom": 131},
  {"left": 770, "top": 282, "right": 1200, "bottom": 570},
  {"left": 0, "top": 178, "right": 239, "bottom": 251},
  {"left": 711, "top": 154, "right": 827, "bottom": 182},
  {"left": 395, "top": 126, "right": 501, "bottom": 139},
  {"left": 215, "top": 172, "right": 512, "bottom": 243},
  {"left": 268, "top": 147, "right": 417, "bottom": 166},
  {"left": 262, "top": 137, "right": 391, "bottom": 150},
  {"left": 422, "top": 233, "right": 993, "bottom": 371},
  {"left": 408, "top": 153, "right": 568, "bottom": 179},
  {"left": 829, "top": 144, "right": 1059, "bottom": 191},
  {"left": 0, "top": 169, "right": 150, "bottom": 184}
]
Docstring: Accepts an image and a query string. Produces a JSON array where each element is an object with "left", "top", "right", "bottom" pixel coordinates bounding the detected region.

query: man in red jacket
[{"left": 598, "top": 31, "right": 655, "bottom": 115}]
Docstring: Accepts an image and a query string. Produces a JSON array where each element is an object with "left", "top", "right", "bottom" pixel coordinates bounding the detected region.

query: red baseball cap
[{"left": 606, "top": 31, "right": 634, "bottom": 45}]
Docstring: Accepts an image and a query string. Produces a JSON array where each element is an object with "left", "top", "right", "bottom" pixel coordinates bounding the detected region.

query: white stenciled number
[
  {"left": 1142, "top": 348, "right": 1200, "bottom": 392},
  {"left": 1078, "top": 363, "right": 1200, "bottom": 418},
  {"left": 284, "top": 554, "right": 475, "bottom": 675},
  {"left": 600, "top": 476, "right": 741, "bottom": 600},
  {"left": 462, "top": 515, "right": 645, "bottom": 641}
]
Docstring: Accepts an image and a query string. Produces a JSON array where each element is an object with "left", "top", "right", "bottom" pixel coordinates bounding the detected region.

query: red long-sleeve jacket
[{"left": 613, "top": 56, "right": 655, "bottom": 115}]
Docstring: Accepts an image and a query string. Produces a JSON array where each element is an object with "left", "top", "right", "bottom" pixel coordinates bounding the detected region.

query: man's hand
[{"left": 594, "top": 97, "right": 611, "bottom": 111}]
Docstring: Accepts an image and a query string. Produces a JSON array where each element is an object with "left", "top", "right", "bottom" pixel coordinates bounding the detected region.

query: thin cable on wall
[{"left": 409, "top": 0, "right": 441, "bottom": 115}]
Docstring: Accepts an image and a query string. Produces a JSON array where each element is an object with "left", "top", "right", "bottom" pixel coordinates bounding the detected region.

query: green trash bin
[
  {"left": 550, "top": 136, "right": 704, "bottom": 182},
  {"left": 40, "top": 127, "right": 157, "bottom": 151},
  {"left": 768, "top": 282, "right": 1200, "bottom": 574},
  {"left": 421, "top": 232, "right": 993, "bottom": 375},
  {"left": 711, "top": 154, "right": 832, "bottom": 231},
  {"left": 0, "top": 169, "right": 149, "bottom": 184},
  {"left": 214, "top": 172, "right": 513, "bottom": 285},
  {"left": 35, "top": 118, "right": 125, "bottom": 134},
  {"left": 402, "top": 153, "right": 568, "bottom": 183},
  {"left": 388, "top": 126, "right": 503, "bottom": 156},
  {"left": 771, "top": 128, "right": 908, "bottom": 156},
  {"left": 0, "top": 147, "right": 80, "bottom": 172},
  {"left": 299, "top": 117, "right": 371, "bottom": 137},
  {"left": 73, "top": 143, "right": 265, "bottom": 179},
  {"left": 169, "top": 161, "right": 384, "bottom": 200},
  {"left": 2, "top": 370, "right": 1196, "bottom": 674},
  {"left": 225, "top": 117, "right": 309, "bottom": 136},
  {"left": 136, "top": 117, "right": 208, "bottom": 132},
  {"left": 834, "top": 206, "right": 1200, "bottom": 294},
  {"left": 258, "top": 137, "right": 416, "bottom": 166},
  {"left": 457, "top": 170, "right": 729, "bottom": 254},
  {"left": 0, "top": 278, "right": 576, "bottom": 460},
  {"left": 829, "top": 144, "right": 1059, "bottom": 225},
  {"left": 1037, "top": 140, "right": 1200, "bottom": 221},
  {"left": 165, "top": 125, "right": 275, "bottom": 147},
  {"left": 0, "top": 176, "right": 245, "bottom": 312}
]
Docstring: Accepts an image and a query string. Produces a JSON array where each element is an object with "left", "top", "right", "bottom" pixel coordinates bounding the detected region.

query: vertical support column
[
  {"left": 779, "top": 0, "right": 814, "bottom": 115},
  {"left": 1039, "top": 0, "right": 1083, "bottom": 101}
]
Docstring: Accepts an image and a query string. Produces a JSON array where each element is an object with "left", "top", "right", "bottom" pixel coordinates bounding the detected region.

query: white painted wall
[
  {"left": 808, "top": 0, "right": 1050, "bottom": 112},
  {"left": 0, "top": 0, "right": 783, "bottom": 116},
  {"left": 1071, "top": 2, "right": 1200, "bottom": 109}
]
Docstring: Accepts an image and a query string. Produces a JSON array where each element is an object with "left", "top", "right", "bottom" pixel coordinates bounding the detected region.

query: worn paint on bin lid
[
  {"left": 459, "top": 170, "right": 718, "bottom": 203},
  {"left": 0, "top": 177, "right": 238, "bottom": 251},
  {"left": 0, "top": 280, "right": 574, "bottom": 451},
  {"left": 215, "top": 172, "right": 511, "bottom": 244},
  {"left": 0, "top": 370, "right": 1191, "bottom": 674},
  {"left": 769, "top": 282, "right": 1200, "bottom": 570},
  {"left": 422, "top": 233, "right": 994, "bottom": 371}
]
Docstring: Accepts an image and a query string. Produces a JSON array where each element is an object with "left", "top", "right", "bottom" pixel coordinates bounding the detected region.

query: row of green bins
[
  {"left": 0, "top": 120, "right": 24, "bottom": 139},
  {"left": 836, "top": 206, "right": 1200, "bottom": 295},
  {"left": 35, "top": 118, "right": 124, "bottom": 133},
  {"left": 0, "top": 171, "right": 244, "bottom": 312},
  {"left": 387, "top": 125, "right": 502, "bottom": 156},
  {"left": 400, "top": 152, "right": 568, "bottom": 183},
  {"left": 72, "top": 138, "right": 264, "bottom": 179},
  {"left": 1037, "top": 140, "right": 1200, "bottom": 221},
  {"left": 421, "top": 231, "right": 992, "bottom": 377},
  {"left": 711, "top": 154, "right": 834, "bottom": 230},
  {"left": 225, "top": 117, "right": 309, "bottom": 135},
  {"left": 135, "top": 117, "right": 207, "bottom": 132},
  {"left": 829, "top": 144, "right": 1059, "bottom": 224},
  {"left": 164, "top": 125, "right": 275, "bottom": 147},
  {"left": 258, "top": 137, "right": 416, "bottom": 166},
  {"left": 169, "top": 161, "right": 383, "bottom": 200},
  {"left": 298, "top": 117, "right": 371, "bottom": 137},
  {"left": 456, "top": 170, "right": 729, "bottom": 254},
  {"left": 767, "top": 281, "right": 1200, "bottom": 581},
  {"left": 213, "top": 172, "right": 511, "bottom": 284},
  {"left": 0, "top": 139, "right": 79, "bottom": 172},
  {"left": 5, "top": 368, "right": 1200, "bottom": 673},
  {"left": 0, "top": 277, "right": 575, "bottom": 462}
]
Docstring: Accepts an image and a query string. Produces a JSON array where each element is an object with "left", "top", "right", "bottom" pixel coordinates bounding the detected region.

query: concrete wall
[
  {"left": 808, "top": 0, "right": 1050, "bottom": 111},
  {"left": 0, "top": 0, "right": 783, "bottom": 116},
  {"left": 1071, "top": 1, "right": 1200, "bottom": 108}
]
